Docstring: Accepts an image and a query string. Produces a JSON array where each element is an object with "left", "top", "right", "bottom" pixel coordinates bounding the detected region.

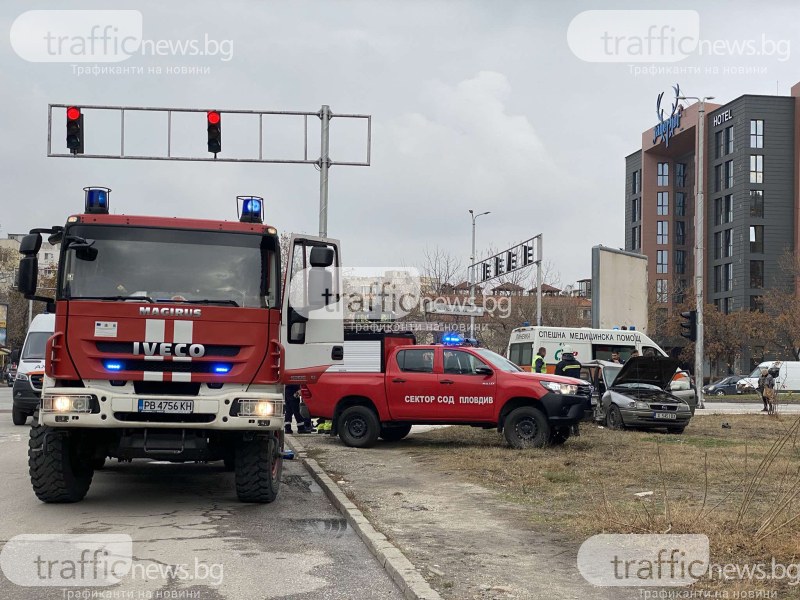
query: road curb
[{"left": 286, "top": 435, "right": 443, "bottom": 600}]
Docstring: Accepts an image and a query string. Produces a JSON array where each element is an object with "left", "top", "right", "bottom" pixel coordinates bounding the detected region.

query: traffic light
[
  {"left": 481, "top": 263, "right": 490, "bottom": 281},
  {"left": 523, "top": 245, "right": 534, "bottom": 266},
  {"left": 207, "top": 110, "right": 221, "bottom": 155},
  {"left": 66, "top": 106, "right": 84, "bottom": 154},
  {"left": 507, "top": 251, "right": 517, "bottom": 271},
  {"left": 680, "top": 310, "right": 697, "bottom": 342},
  {"left": 494, "top": 255, "right": 505, "bottom": 275}
]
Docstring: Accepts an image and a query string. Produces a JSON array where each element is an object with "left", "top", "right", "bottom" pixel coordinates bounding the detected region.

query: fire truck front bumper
[{"left": 37, "top": 387, "right": 284, "bottom": 431}]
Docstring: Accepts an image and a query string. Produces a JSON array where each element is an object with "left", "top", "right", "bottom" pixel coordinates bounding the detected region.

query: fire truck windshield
[{"left": 59, "top": 225, "right": 279, "bottom": 309}]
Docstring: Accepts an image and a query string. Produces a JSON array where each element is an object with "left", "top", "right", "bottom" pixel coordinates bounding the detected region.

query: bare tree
[{"left": 420, "top": 245, "right": 464, "bottom": 295}]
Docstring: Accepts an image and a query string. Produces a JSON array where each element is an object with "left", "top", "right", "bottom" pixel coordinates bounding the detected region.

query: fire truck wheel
[
  {"left": 549, "top": 426, "right": 571, "bottom": 446},
  {"left": 12, "top": 409, "right": 28, "bottom": 426},
  {"left": 235, "top": 434, "right": 282, "bottom": 503},
  {"left": 503, "top": 406, "right": 550, "bottom": 449},
  {"left": 28, "top": 417, "right": 94, "bottom": 503},
  {"left": 338, "top": 406, "right": 380, "bottom": 448},
  {"left": 379, "top": 423, "right": 413, "bottom": 442}
]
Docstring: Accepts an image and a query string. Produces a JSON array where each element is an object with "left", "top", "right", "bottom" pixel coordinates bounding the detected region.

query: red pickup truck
[{"left": 302, "top": 334, "right": 591, "bottom": 449}]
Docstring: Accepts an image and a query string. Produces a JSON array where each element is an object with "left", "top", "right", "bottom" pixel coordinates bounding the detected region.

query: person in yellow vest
[
  {"left": 532, "top": 347, "right": 547, "bottom": 373},
  {"left": 554, "top": 345, "right": 581, "bottom": 378}
]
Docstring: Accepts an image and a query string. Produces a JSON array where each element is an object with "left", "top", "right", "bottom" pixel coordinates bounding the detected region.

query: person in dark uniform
[
  {"left": 533, "top": 347, "right": 547, "bottom": 373},
  {"left": 284, "top": 384, "right": 314, "bottom": 434},
  {"left": 554, "top": 345, "right": 581, "bottom": 378}
]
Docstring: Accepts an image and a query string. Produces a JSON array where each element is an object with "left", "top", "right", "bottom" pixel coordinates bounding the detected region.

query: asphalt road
[{"left": 0, "top": 388, "right": 400, "bottom": 600}]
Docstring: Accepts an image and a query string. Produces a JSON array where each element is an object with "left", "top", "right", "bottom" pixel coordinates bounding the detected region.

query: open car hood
[{"left": 611, "top": 356, "right": 680, "bottom": 389}]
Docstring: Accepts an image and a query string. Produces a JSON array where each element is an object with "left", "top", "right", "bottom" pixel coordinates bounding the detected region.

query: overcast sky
[{"left": 2, "top": 1, "right": 799, "bottom": 286}]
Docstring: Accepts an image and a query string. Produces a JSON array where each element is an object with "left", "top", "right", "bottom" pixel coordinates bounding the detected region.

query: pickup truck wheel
[
  {"left": 606, "top": 404, "right": 625, "bottom": 430},
  {"left": 379, "top": 424, "right": 412, "bottom": 442},
  {"left": 235, "top": 433, "right": 282, "bottom": 503},
  {"left": 338, "top": 406, "right": 380, "bottom": 448},
  {"left": 28, "top": 415, "right": 94, "bottom": 503},
  {"left": 503, "top": 406, "right": 550, "bottom": 449},
  {"left": 12, "top": 408, "right": 27, "bottom": 426},
  {"left": 549, "top": 426, "right": 570, "bottom": 446}
]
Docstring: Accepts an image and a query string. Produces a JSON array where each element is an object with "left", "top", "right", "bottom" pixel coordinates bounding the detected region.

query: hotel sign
[
  {"left": 713, "top": 110, "right": 732, "bottom": 127},
  {"left": 653, "top": 83, "right": 683, "bottom": 148}
]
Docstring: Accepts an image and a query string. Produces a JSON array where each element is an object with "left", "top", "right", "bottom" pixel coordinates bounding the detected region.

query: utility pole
[
  {"left": 680, "top": 94, "right": 715, "bottom": 410},
  {"left": 318, "top": 105, "right": 331, "bottom": 238},
  {"left": 468, "top": 209, "right": 490, "bottom": 339}
]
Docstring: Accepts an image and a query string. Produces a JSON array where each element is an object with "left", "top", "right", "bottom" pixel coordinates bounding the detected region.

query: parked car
[
  {"left": 703, "top": 375, "right": 745, "bottom": 396},
  {"left": 583, "top": 357, "right": 694, "bottom": 433},
  {"left": 3, "top": 363, "right": 16, "bottom": 387},
  {"left": 738, "top": 361, "right": 800, "bottom": 393}
]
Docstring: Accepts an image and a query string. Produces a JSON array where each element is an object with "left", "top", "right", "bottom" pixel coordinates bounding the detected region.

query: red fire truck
[
  {"left": 17, "top": 189, "right": 343, "bottom": 503},
  {"left": 302, "top": 332, "right": 591, "bottom": 448}
]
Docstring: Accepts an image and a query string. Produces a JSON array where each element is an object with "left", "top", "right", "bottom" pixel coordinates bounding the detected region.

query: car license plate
[
  {"left": 653, "top": 411, "right": 677, "bottom": 420},
  {"left": 138, "top": 400, "right": 194, "bottom": 414}
]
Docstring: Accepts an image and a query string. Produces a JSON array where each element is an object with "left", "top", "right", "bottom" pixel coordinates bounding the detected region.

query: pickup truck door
[
  {"left": 440, "top": 349, "right": 497, "bottom": 421},
  {"left": 386, "top": 348, "right": 438, "bottom": 420},
  {"left": 280, "top": 235, "right": 344, "bottom": 384}
]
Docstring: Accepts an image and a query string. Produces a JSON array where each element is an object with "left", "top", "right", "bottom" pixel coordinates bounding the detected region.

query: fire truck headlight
[
  {"left": 236, "top": 399, "right": 281, "bottom": 418},
  {"left": 42, "top": 394, "right": 94, "bottom": 413}
]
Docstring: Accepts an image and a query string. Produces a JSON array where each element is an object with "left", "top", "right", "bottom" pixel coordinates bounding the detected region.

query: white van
[
  {"left": 506, "top": 326, "right": 668, "bottom": 372},
  {"left": 12, "top": 313, "right": 55, "bottom": 425},
  {"left": 739, "top": 361, "right": 800, "bottom": 393}
]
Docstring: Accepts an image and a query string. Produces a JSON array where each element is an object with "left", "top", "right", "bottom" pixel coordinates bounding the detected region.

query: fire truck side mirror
[
  {"left": 309, "top": 246, "right": 334, "bottom": 267},
  {"left": 19, "top": 233, "right": 42, "bottom": 255},
  {"left": 17, "top": 255, "right": 38, "bottom": 298}
]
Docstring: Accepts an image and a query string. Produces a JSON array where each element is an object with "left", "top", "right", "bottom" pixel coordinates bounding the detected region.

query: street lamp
[
  {"left": 678, "top": 94, "right": 714, "bottom": 410},
  {"left": 469, "top": 209, "right": 490, "bottom": 339}
]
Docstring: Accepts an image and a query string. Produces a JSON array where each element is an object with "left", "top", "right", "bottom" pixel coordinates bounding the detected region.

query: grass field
[{"left": 413, "top": 414, "right": 800, "bottom": 596}]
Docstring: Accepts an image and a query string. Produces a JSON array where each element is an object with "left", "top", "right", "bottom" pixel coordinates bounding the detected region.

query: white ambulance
[{"left": 506, "top": 326, "right": 667, "bottom": 372}]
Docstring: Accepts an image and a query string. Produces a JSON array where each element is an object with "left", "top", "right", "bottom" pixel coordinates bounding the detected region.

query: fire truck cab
[{"left": 17, "top": 189, "right": 343, "bottom": 503}]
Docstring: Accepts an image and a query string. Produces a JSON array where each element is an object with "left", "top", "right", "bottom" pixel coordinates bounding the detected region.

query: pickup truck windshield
[
  {"left": 473, "top": 348, "right": 522, "bottom": 372},
  {"left": 60, "top": 225, "right": 279, "bottom": 309}
]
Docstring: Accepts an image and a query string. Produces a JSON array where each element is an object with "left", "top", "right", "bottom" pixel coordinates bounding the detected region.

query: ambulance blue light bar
[
  {"left": 238, "top": 196, "right": 263, "bottom": 224},
  {"left": 84, "top": 186, "right": 111, "bottom": 214}
]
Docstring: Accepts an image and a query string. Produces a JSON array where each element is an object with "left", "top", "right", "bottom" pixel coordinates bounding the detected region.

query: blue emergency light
[
  {"left": 84, "top": 186, "right": 111, "bottom": 214},
  {"left": 213, "top": 364, "right": 231, "bottom": 374},
  {"left": 238, "top": 196, "right": 264, "bottom": 224},
  {"left": 441, "top": 332, "right": 464, "bottom": 346},
  {"left": 104, "top": 361, "right": 123, "bottom": 371}
]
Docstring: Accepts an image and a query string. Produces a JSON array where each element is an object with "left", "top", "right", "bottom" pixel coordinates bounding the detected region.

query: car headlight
[
  {"left": 635, "top": 401, "right": 650, "bottom": 410},
  {"left": 15, "top": 373, "right": 28, "bottom": 382},
  {"left": 235, "top": 399, "right": 283, "bottom": 418},
  {"left": 42, "top": 394, "right": 93, "bottom": 413},
  {"left": 540, "top": 381, "right": 577, "bottom": 395}
]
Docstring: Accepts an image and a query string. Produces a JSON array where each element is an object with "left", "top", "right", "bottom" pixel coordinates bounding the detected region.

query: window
[
  {"left": 675, "top": 221, "right": 686, "bottom": 245},
  {"left": 750, "top": 225, "right": 764, "bottom": 253},
  {"left": 676, "top": 163, "right": 687, "bottom": 187},
  {"left": 657, "top": 221, "right": 668, "bottom": 244},
  {"left": 630, "top": 226, "right": 641, "bottom": 251},
  {"left": 657, "top": 250, "right": 668, "bottom": 273},
  {"left": 724, "top": 228, "right": 733, "bottom": 258},
  {"left": 715, "top": 164, "right": 722, "bottom": 192},
  {"left": 750, "top": 296, "right": 764, "bottom": 312},
  {"left": 657, "top": 191, "right": 669, "bottom": 215},
  {"left": 725, "top": 263, "right": 733, "bottom": 292},
  {"left": 675, "top": 191, "right": 686, "bottom": 216},
  {"left": 657, "top": 162, "right": 669, "bottom": 186},
  {"left": 631, "top": 170, "right": 641, "bottom": 194},
  {"left": 725, "top": 125, "right": 734, "bottom": 154},
  {"left": 715, "top": 197, "right": 732, "bottom": 225},
  {"left": 443, "top": 350, "right": 488, "bottom": 375},
  {"left": 750, "top": 155, "right": 763, "bottom": 183},
  {"left": 509, "top": 343, "right": 533, "bottom": 368},
  {"left": 714, "top": 265, "right": 722, "bottom": 293},
  {"left": 750, "top": 190, "right": 764, "bottom": 218},
  {"left": 396, "top": 349, "right": 434, "bottom": 373},
  {"left": 631, "top": 197, "right": 639, "bottom": 222},
  {"left": 715, "top": 130, "right": 724, "bottom": 159},
  {"left": 714, "top": 231, "right": 722, "bottom": 260},
  {"left": 750, "top": 119, "right": 764, "bottom": 148},
  {"left": 674, "top": 280, "right": 687, "bottom": 304},
  {"left": 750, "top": 260, "right": 764, "bottom": 289},
  {"left": 675, "top": 250, "right": 686, "bottom": 275},
  {"left": 725, "top": 160, "right": 734, "bottom": 188},
  {"left": 722, "top": 297, "right": 732, "bottom": 315},
  {"left": 656, "top": 279, "right": 668, "bottom": 303}
]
